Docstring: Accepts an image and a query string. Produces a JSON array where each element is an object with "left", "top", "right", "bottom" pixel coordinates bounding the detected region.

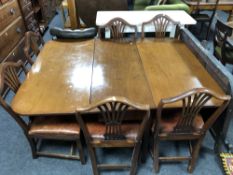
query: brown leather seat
[
  {"left": 86, "top": 122, "right": 140, "bottom": 140},
  {"left": 160, "top": 113, "right": 204, "bottom": 133},
  {"left": 29, "top": 116, "right": 80, "bottom": 140}
]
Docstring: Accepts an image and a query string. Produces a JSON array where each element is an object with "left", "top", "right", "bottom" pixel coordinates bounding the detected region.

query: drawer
[
  {"left": 18, "top": 0, "right": 31, "bottom": 8},
  {"left": 0, "top": 0, "right": 21, "bottom": 32},
  {"left": 22, "top": 2, "right": 32, "bottom": 16},
  {"left": 0, "top": 17, "right": 26, "bottom": 59},
  {"left": 4, "top": 37, "right": 27, "bottom": 63}
]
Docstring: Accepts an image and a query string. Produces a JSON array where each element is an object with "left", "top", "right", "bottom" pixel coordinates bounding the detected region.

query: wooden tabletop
[
  {"left": 137, "top": 39, "right": 225, "bottom": 107},
  {"left": 91, "top": 39, "right": 154, "bottom": 107},
  {"left": 11, "top": 39, "right": 226, "bottom": 115},
  {"left": 11, "top": 40, "right": 94, "bottom": 115}
]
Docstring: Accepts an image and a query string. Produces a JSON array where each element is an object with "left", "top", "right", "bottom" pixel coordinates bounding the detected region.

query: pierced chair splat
[
  {"left": 141, "top": 14, "right": 180, "bottom": 39},
  {"left": 76, "top": 96, "right": 150, "bottom": 175},
  {"left": 98, "top": 17, "right": 137, "bottom": 41},
  {"left": 153, "top": 88, "right": 230, "bottom": 173},
  {"left": 24, "top": 31, "right": 44, "bottom": 65}
]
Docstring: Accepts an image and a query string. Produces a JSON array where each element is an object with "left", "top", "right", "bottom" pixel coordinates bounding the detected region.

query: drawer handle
[
  {"left": 16, "top": 28, "right": 22, "bottom": 33},
  {"left": 10, "top": 8, "right": 16, "bottom": 15}
]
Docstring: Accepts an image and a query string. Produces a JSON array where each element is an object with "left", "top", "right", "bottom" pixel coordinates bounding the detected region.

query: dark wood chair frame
[
  {"left": 0, "top": 61, "right": 85, "bottom": 163},
  {"left": 222, "top": 39, "right": 233, "bottom": 65},
  {"left": 213, "top": 19, "right": 233, "bottom": 65},
  {"left": 153, "top": 88, "right": 230, "bottom": 173},
  {"left": 191, "top": 0, "right": 220, "bottom": 40},
  {"left": 24, "top": 31, "right": 45, "bottom": 65},
  {"left": 98, "top": 17, "right": 137, "bottom": 41},
  {"left": 141, "top": 14, "right": 180, "bottom": 39},
  {"left": 76, "top": 96, "right": 150, "bottom": 175}
]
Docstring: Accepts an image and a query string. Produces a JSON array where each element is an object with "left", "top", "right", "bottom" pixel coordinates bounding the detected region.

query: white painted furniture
[
  {"left": 96, "top": 10, "right": 196, "bottom": 37},
  {"left": 96, "top": 10, "right": 196, "bottom": 26}
]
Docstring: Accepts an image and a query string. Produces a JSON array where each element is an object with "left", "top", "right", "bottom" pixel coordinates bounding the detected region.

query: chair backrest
[
  {"left": 49, "top": 27, "right": 97, "bottom": 40},
  {"left": 141, "top": 14, "right": 179, "bottom": 39},
  {"left": 98, "top": 17, "right": 137, "bottom": 41},
  {"left": 76, "top": 96, "right": 150, "bottom": 142},
  {"left": 222, "top": 36, "right": 233, "bottom": 65},
  {"left": 0, "top": 61, "right": 29, "bottom": 133},
  {"left": 24, "top": 31, "right": 44, "bottom": 65},
  {"left": 214, "top": 19, "right": 232, "bottom": 48},
  {"left": 156, "top": 88, "right": 230, "bottom": 134},
  {"left": 213, "top": 19, "right": 233, "bottom": 64}
]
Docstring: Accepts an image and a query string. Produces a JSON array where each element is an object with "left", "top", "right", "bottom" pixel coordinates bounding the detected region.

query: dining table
[{"left": 11, "top": 38, "right": 225, "bottom": 115}]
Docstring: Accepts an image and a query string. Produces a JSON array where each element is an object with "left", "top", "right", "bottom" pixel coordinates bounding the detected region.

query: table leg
[{"left": 141, "top": 109, "right": 154, "bottom": 163}]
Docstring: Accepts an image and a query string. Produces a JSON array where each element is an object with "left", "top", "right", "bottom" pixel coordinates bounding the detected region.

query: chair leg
[
  {"left": 130, "top": 142, "right": 142, "bottom": 175},
  {"left": 87, "top": 145, "right": 99, "bottom": 175},
  {"left": 76, "top": 140, "right": 85, "bottom": 164},
  {"left": 205, "top": 22, "right": 212, "bottom": 40},
  {"left": 199, "top": 22, "right": 204, "bottom": 36},
  {"left": 153, "top": 136, "right": 160, "bottom": 172},
  {"left": 188, "top": 137, "right": 204, "bottom": 173},
  {"left": 27, "top": 137, "right": 38, "bottom": 159}
]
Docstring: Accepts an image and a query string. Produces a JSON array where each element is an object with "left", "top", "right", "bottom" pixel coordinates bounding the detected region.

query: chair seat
[
  {"left": 160, "top": 112, "right": 204, "bottom": 133},
  {"left": 86, "top": 121, "right": 140, "bottom": 140},
  {"left": 191, "top": 13, "right": 210, "bottom": 21},
  {"left": 29, "top": 116, "right": 80, "bottom": 140}
]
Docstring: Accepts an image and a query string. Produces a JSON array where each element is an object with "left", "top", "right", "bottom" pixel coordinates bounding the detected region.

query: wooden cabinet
[
  {"left": 0, "top": 0, "right": 21, "bottom": 32},
  {"left": 0, "top": 0, "right": 27, "bottom": 64}
]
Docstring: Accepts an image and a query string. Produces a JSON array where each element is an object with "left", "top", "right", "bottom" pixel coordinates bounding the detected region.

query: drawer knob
[
  {"left": 10, "top": 8, "right": 16, "bottom": 15},
  {"left": 16, "top": 28, "right": 22, "bottom": 33}
]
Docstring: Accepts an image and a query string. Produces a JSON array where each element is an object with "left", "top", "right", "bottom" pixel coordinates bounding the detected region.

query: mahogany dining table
[{"left": 11, "top": 38, "right": 225, "bottom": 115}]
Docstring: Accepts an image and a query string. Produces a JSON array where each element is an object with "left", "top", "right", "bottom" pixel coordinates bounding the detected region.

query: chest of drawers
[{"left": 0, "top": 0, "right": 27, "bottom": 64}]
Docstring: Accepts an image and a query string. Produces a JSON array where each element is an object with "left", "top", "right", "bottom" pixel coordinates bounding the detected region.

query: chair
[
  {"left": 76, "top": 96, "right": 150, "bottom": 175},
  {"left": 24, "top": 31, "right": 44, "bottom": 65},
  {"left": 49, "top": 27, "right": 97, "bottom": 40},
  {"left": 98, "top": 17, "right": 137, "bottom": 41},
  {"left": 141, "top": 14, "right": 180, "bottom": 39},
  {"left": 0, "top": 61, "right": 85, "bottom": 164},
  {"left": 191, "top": 0, "right": 220, "bottom": 40},
  {"left": 213, "top": 19, "right": 233, "bottom": 66},
  {"left": 153, "top": 88, "right": 230, "bottom": 173}
]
